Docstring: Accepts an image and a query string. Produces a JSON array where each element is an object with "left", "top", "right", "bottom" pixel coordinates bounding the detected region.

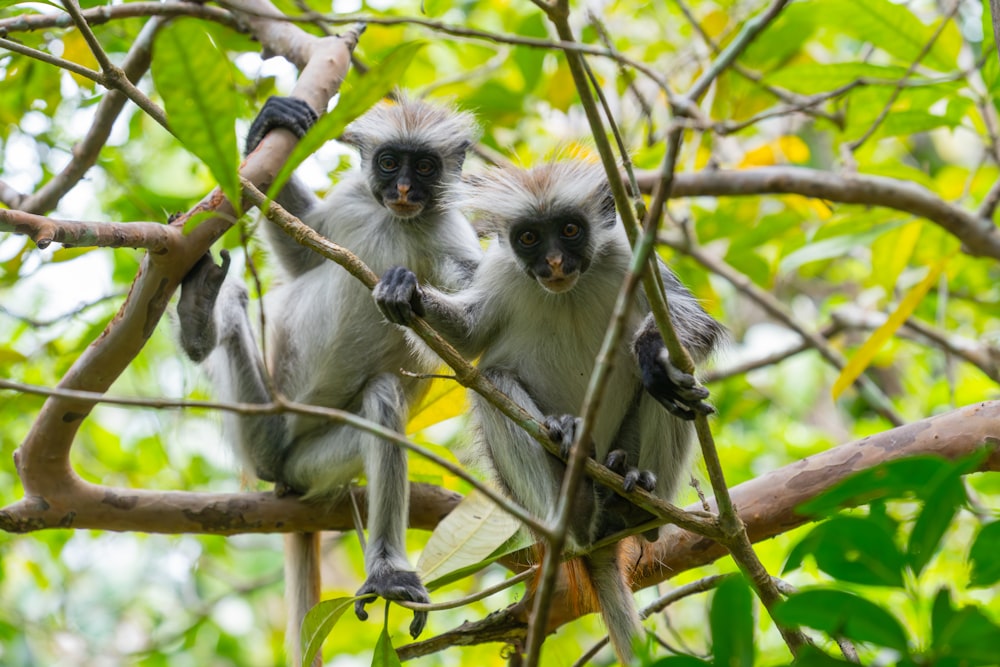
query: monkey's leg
[
  {"left": 472, "top": 369, "right": 596, "bottom": 538},
  {"left": 177, "top": 251, "right": 230, "bottom": 363},
  {"left": 282, "top": 373, "right": 430, "bottom": 639},
  {"left": 207, "top": 281, "right": 287, "bottom": 482}
]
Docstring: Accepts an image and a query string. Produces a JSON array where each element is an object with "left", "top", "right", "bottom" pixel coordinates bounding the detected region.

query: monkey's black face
[
  {"left": 509, "top": 212, "right": 592, "bottom": 294},
  {"left": 370, "top": 144, "right": 443, "bottom": 219}
]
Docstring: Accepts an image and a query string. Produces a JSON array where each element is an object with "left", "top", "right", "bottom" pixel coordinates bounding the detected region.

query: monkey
[
  {"left": 373, "top": 160, "right": 725, "bottom": 663},
  {"left": 177, "top": 95, "right": 482, "bottom": 665}
]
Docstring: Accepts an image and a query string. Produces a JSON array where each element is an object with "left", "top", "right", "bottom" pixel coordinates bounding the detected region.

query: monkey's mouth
[
  {"left": 538, "top": 274, "right": 579, "bottom": 293},
  {"left": 386, "top": 201, "right": 424, "bottom": 218}
]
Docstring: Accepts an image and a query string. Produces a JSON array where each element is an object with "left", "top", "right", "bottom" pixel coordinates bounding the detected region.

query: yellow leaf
[
  {"left": 777, "top": 136, "right": 810, "bottom": 163},
  {"left": 832, "top": 254, "right": 952, "bottom": 399},
  {"left": 406, "top": 376, "right": 467, "bottom": 434},
  {"left": 740, "top": 143, "right": 776, "bottom": 167},
  {"left": 60, "top": 30, "right": 100, "bottom": 88},
  {"left": 417, "top": 489, "right": 521, "bottom": 586},
  {"left": 871, "top": 222, "right": 922, "bottom": 296}
]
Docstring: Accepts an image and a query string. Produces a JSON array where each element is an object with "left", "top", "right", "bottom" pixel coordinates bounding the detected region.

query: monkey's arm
[
  {"left": 373, "top": 266, "right": 489, "bottom": 358},
  {"left": 634, "top": 260, "right": 724, "bottom": 420},
  {"left": 246, "top": 96, "right": 326, "bottom": 276}
]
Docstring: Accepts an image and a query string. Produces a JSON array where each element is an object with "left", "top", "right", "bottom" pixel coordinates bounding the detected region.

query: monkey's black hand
[
  {"left": 544, "top": 414, "right": 588, "bottom": 459},
  {"left": 244, "top": 96, "right": 318, "bottom": 155},
  {"left": 177, "top": 250, "right": 231, "bottom": 363},
  {"left": 636, "top": 335, "right": 713, "bottom": 420},
  {"left": 374, "top": 266, "right": 425, "bottom": 325},
  {"left": 354, "top": 569, "right": 430, "bottom": 638}
]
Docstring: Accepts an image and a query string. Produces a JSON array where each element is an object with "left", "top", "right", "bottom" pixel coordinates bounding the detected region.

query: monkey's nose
[
  {"left": 547, "top": 255, "right": 564, "bottom": 276},
  {"left": 397, "top": 183, "right": 411, "bottom": 200}
]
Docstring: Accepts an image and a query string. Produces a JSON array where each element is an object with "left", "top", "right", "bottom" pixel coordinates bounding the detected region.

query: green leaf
[
  {"left": 300, "top": 597, "right": 354, "bottom": 667},
  {"left": 931, "top": 588, "right": 1000, "bottom": 664},
  {"left": 816, "top": 0, "right": 958, "bottom": 72},
  {"left": 778, "top": 221, "right": 904, "bottom": 274},
  {"left": 710, "top": 575, "right": 754, "bottom": 667},
  {"left": 372, "top": 619, "right": 403, "bottom": 667},
  {"left": 268, "top": 41, "right": 427, "bottom": 201},
  {"left": 968, "top": 521, "right": 1000, "bottom": 587},
  {"left": 774, "top": 589, "right": 909, "bottom": 651},
  {"left": 648, "top": 657, "right": 712, "bottom": 667},
  {"left": 906, "top": 474, "right": 965, "bottom": 576},
  {"left": 790, "top": 645, "right": 859, "bottom": 666},
  {"left": 797, "top": 456, "right": 954, "bottom": 516},
  {"left": 784, "top": 516, "right": 905, "bottom": 587},
  {"left": 152, "top": 19, "right": 241, "bottom": 215},
  {"left": 763, "top": 62, "right": 914, "bottom": 94}
]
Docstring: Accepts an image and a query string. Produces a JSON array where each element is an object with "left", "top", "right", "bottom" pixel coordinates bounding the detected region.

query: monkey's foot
[
  {"left": 543, "top": 414, "right": 586, "bottom": 459},
  {"left": 602, "top": 450, "right": 660, "bottom": 542},
  {"left": 354, "top": 569, "right": 430, "bottom": 638},
  {"left": 645, "top": 350, "right": 713, "bottom": 420},
  {"left": 373, "top": 266, "right": 425, "bottom": 325},
  {"left": 177, "top": 250, "right": 230, "bottom": 362},
  {"left": 604, "top": 449, "right": 657, "bottom": 493}
]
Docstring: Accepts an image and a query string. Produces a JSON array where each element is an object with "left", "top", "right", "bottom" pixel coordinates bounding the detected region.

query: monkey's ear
[{"left": 598, "top": 182, "right": 616, "bottom": 225}]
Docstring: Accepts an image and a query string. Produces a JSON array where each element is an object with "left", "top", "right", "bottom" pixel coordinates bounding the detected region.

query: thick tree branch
[
  {"left": 9, "top": 1, "right": 361, "bottom": 504},
  {"left": 398, "top": 400, "right": 1000, "bottom": 661},
  {"left": 0, "top": 209, "right": 179, "bottom": 251}
]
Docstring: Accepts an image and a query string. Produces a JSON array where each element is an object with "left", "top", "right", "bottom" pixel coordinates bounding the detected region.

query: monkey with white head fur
[
  {"left": 177, "top": 95, "right": 482, "bottom": 665},
  {"left": 374, "top": 160, "right": 725, "bottom": 663}
]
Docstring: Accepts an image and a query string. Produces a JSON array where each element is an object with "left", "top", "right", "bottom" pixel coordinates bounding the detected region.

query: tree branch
[
  {"left": 398, "top": 400, "right": 1000, "bottom": 660},
  {"left": 636, "top": 167, "right": 1000, "bottom": 262}
]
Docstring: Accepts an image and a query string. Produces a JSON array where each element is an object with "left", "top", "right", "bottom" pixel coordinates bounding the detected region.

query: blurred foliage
[{"left": 1, "top": 0, "right": 999, "bottom": 665}]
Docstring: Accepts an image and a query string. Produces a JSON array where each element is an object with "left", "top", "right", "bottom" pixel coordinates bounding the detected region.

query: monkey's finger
[
  {"left": 654, "top": 396, "right": 698, "bottom": 420},
  {"left": 354, "top": 595, "right": 374, "bottom": 621}
]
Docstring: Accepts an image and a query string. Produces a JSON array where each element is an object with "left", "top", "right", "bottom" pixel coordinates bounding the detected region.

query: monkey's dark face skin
[
  {"left": 369, "top": 143, "right": 443, "bottom": 219},
  {"left": 509, "top": 211, "right": 592, "bottom": 293}
]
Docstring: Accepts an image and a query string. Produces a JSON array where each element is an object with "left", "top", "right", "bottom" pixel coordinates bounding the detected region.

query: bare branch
[
  {"left": 0, "top": 208, "right": 181, "bottom": 252},
  {"left": 635, "top": 167, "right": 1000, "bottom": 262},
  {"left": 0, "top": 2, "right": 238, "bottom": 34}
]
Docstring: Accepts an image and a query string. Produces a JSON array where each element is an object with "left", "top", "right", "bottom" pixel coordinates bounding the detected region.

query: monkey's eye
[
  {"left": 518, "top": 230, "right": 539, "bottom": 247},
  {"left": 378, "top": 154, "right": 399, "bottom": 172},
  {"left": 562, "top": 223, "right": 581, "bottom": 239},
  {"left": 414, "top": 158, "right": 437, "bottom": 176}
]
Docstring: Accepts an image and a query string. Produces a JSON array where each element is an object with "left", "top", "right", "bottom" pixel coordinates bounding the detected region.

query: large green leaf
[
  {"left": 813, "top": 0, "right": 959, "bottom": 72},
  {"left": 968, "top": 521, "right": 1000, "bottom": 587},
  {"left": 268, "top": 41, "right": 427, "bottom": 201},
  {"left": 372, "top": 620, "right": 403, "bottom": 667},
  {"left": 931, "top": 588, "right": 1000, "bottom": 664},
  {"left": 774, "top": 589, "right": 909, "bottom": 651},
  {"left": 709, "top": 575, "right": 754, "bottom": 667},
  {"left": 784, "top": 515, "right": 905, "bottom": 587},
  {"left": 300, "top": 597, "right": 354, "bottom": 667},
  {"left": 764, "top": 62, "right": 914, "bottom": 94},
  {"left": 152, "top": 18, "right": 241, "bottom": 214},
  {"left": 797, "top": 456, "right": 954, "bottom": 516},
  {"left": 778, "top": 221, "right": 905, "bottom": 274},
  {"left": 906, "top": 475, "right": 965, "bottom": 576}
]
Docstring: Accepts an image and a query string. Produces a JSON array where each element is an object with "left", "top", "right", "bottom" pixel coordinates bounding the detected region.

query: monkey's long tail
[
  {"left": 285, "top": 531, "right": 322, "bottom": 667},
  {"left": 583, "top": 545, "right": 642, "bottom": 664}
]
